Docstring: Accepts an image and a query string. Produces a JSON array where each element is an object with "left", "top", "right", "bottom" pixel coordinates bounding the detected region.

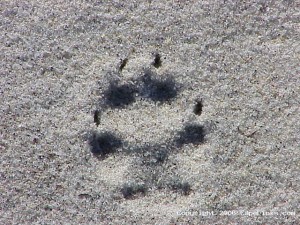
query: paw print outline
[{"left": 88, "top": 54, "right": 207, "bottom": 199}]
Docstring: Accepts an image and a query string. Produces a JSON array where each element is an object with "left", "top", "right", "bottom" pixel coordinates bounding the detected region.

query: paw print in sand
[{"left": 88, "top": 53, "right": 207, "bottom": 199}]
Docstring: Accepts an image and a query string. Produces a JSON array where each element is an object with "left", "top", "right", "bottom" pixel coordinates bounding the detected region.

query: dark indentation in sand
[
  {"left": 104, "top": 82, "right": 137, "bottom": 108},
  {"left": 88, "top": 131, "right": 122, "bottom": 156},
  {"left": 121, "top": 183, "right": 147, "bottom": 199},
  {"left": 93, "top": 109, "right": 101, "bottom": 126},
  {"left": 175, "top": 124, "right": 205, "bottom": 146},
  {"left": 167, "top": 179, "right": 192, "bottom": 195},
  {"left": 193, "top": 99, "right": 203, "bottom": 116},
  {"left": 119, "top": 58, "right": 128, "bottom": 71},
  {"left": 141, "top": 70, "right": 178, "bottom": 103},
  {"left": 152, "top": 53, "right": 162, "bottom": 68}
]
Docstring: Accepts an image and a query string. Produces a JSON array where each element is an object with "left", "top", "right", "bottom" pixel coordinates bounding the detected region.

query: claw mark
[
  {"left": 193, "top": 99, "right": 203, "bottom": 116},
  {"left": 119, "top": 58, "right": 128, "bottom": 71},
  {"left": 94, "top": 110, "right": 101, "bottom": 126},
  {"left": 152, "top": 53, "right": 162, "bottom": 68}
]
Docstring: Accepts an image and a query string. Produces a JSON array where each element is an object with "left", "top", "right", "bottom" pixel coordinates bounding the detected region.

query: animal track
[
  {"left": 141, "top": 70, "right": 179, "bottom": 103},
  {"left": 88, "top": 54, "right": 208, "bottom": 199},
  {"left": 175, "top": 124, "right": 206, "bottom": 147},
  {"left": 104, "top": 82, "right": 138, "bottom": 108},
  {"left": 88, "top": 131, "right": 123, "bottom": 157},
  {"left": 152, "top": 53, "right": 162, "bottom": 68}
]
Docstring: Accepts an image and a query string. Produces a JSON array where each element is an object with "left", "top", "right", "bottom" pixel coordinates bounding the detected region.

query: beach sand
[{"left": 1, "top": 0, "right": 299, "bottom": 224}]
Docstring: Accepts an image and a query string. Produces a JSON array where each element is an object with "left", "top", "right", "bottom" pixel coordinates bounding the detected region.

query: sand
[{"left": 1, "top": 0, "right": 299, "bottom": 224}]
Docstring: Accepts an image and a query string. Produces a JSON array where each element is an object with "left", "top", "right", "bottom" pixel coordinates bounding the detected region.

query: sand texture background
[{"left": 1, "top": 0, "right": 300, "bottom": 224}]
